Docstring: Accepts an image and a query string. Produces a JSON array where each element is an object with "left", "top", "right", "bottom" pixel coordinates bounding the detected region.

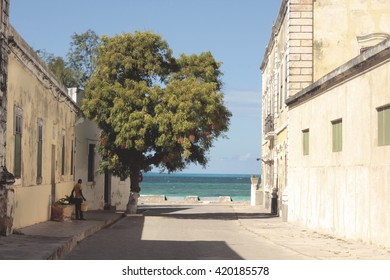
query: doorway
[{"left": 104, "top": 171, "right": 111, "bottom": 210}]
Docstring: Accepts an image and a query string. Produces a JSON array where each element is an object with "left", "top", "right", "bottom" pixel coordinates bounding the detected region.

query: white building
[{"left": 69, "top": 88, "right": 130, "bottom": 211}]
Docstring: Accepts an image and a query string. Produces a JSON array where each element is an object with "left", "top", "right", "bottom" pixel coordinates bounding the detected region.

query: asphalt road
[{"left": 64, "top": 204, "right": 309, "bottom": 260}]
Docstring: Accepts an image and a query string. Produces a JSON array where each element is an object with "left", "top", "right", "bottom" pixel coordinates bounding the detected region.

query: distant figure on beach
[
  {"left": 271, "top": 187, "right": 278, "bottom": 215},
  {"left": 72, "top": 179, "right": 87, "bottom": 220}
]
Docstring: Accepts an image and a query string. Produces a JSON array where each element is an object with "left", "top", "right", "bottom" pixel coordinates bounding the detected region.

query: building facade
[
  {"left": 5, "top": 26, "right": 80, "bottom": 229},
  {"left": 260, "top": 0, "right": 390, "bottom": 221},
  {"left": 286, "top": 39, "right": 390, "bottom": 248},
  {"left": 0, "top": 1, "right": 133, "bottom": 235}
]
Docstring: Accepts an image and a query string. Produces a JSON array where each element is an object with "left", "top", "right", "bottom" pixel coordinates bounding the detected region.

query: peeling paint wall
[
  {"left": 6, "top": 27, "right": 79, "bottom": 229},
  {"left": 0, "top": 0, "right": 12, "bottom": 236},
  {"left": 313, "top": 0, "right": 390, "bottom": 80},
  {"left": 0, "top": 0, "right": 9, "bottom": 166}
]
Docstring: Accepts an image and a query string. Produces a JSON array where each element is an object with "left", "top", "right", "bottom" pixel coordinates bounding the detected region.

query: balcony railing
[{"left": 264, "top": 114, "right": 275, "bottom": 136}]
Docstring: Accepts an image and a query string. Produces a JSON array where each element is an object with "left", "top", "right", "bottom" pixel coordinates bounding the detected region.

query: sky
[{"left": 10, "top": 0, "right": 282, "bottom": 175}]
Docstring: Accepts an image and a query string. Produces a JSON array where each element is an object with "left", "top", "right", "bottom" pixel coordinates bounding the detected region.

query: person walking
[
  {"left": 271, "top": 187, "right": 278, "bottom": 215},
  {"left": 72, "top": 179, "right": 87, "bottom": 220}
]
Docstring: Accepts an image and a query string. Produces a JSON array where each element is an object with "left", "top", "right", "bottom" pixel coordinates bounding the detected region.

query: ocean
[{"left": 140, "top": 173, "right": 259, "bottom": 201}]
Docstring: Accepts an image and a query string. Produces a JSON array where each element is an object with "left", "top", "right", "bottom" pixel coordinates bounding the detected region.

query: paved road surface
[{"left": 65, "top": 204, "right": 310, "bottom": 260}]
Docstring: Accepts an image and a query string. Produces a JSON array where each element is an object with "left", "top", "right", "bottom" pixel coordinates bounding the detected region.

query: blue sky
[{"left": 10, "top": 0, "right": 282, "bottom": 175}]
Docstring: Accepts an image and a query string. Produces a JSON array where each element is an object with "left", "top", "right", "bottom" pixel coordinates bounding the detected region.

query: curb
[{"left": 46, "top": 214, "right": 123, "bottom": 260}]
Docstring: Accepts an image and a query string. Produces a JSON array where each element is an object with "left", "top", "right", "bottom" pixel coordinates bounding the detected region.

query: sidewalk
[
  {"left": 1, "top": 204, "right": 390, "bottom": 260},
  {"left": 231, "top": 205, "right": 390, "bottom": 260},
  {"left": 0, "top": 210, "right": 123, "bottom": 260}
]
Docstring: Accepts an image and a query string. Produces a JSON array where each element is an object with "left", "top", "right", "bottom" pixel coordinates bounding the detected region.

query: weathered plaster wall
[
  {"left": 6, "top": 36, "right": 78, "bottom": 228},
  {"left": 313, "top": 0, "right": 390, "bottom": 80},
  {"left": 288, "top": 51, "right": 390, "bottom": 248},
  {"left": 0, "top": 0, "right": 9, "bottom": 166}
]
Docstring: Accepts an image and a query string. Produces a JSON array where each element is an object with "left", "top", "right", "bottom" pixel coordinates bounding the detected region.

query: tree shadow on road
[{"left": 139, "top": 205, "right": 278, "bottom": 220}]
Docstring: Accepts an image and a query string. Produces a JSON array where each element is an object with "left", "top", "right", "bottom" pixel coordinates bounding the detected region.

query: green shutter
[
  {"left": 303, "top": 130, "right": 309, "bottom": 155},
  {"left": 14, "top": 133, "right": 21, "bottom": 178},
  {"left": 37, "top": 124, "right": 43, "bottom": 179},
  {"left": 332, "top": 120, "right": 342, "bottom": 152},
  {"left": 70, "top": 140, "right": 74, "bottom": 175},
  {"left": 378, "top": 106, "right": 390, "bottom": 146},
  {"left": 37, "top": 140, "right": 42, "bottom": 177},
  {"left": 386, "top": 108, "right": 390, "bottom": 145}
]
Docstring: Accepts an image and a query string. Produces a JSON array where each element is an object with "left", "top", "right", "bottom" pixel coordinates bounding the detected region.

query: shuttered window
[
  {"left": 302, "top": 129, "right": 309, "bottom": 155},
  {"left": 14, "top": 108, "right": 22, "bottom": 178},
  {"left": 70, "top": 140, "right": 74, "bottom": 176},
  {"left": 37, "top": 120, "right": 43, "bottom": 182},
  {"left": 378, "top": 106, "right": 390, "bottom": 146},
  {"left": 332, "top": 119, "right": 342, "bottom": 152},
  {"left": 61, "top": 131, "right": 65, "bottom": 176}
]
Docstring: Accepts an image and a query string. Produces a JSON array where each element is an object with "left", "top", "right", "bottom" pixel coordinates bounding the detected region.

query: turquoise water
[{"left": 140, "top": 173, "right": 259, "bottom": 201}]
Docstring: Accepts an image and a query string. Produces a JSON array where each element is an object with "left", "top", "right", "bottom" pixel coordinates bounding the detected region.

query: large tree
[{"left": 82, "top": 31, "right": 231, "bottom": 212}]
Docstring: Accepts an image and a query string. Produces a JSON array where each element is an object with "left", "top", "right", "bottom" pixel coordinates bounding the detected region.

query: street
[
  {"left": 64, "top": 204, "right": 308, "bottom": 260},
  {"left": 64, "top": 204, "right": 390, "bottom": 260}
]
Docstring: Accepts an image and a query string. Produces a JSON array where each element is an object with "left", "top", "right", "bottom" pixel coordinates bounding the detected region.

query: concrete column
[
  {"left": 251, "top": 183, "right": 257, "bottom": 206},
  {"left": 250, "top": 176, "right": 259, "bottom": 206}
]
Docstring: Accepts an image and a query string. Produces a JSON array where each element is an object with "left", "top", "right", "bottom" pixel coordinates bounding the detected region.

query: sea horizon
[{"left": 141, "top": 173, "right": 261, "bottom": 201}]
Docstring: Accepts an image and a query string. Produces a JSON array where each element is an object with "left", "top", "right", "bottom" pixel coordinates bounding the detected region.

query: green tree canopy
[{"left": 82, "top": 31, "right": 231, "bottom": 193}]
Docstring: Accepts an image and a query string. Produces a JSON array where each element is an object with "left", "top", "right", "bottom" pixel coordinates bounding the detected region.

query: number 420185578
[{"left": 215, "top": 266, "right": 269, "bottom": 276}]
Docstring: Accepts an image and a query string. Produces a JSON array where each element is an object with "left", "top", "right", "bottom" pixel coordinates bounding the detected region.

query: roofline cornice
[
  {"left": 7, "top": 25, "right": 80, "bottom": 113},
  {"left": 260, "top": 0, "right": 288, "bottom": 72}
]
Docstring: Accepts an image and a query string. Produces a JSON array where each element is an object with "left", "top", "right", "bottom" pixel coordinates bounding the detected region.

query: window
[
  {"left": 279, "top": 63, "right": 284, "bottom": 111},
  {"left": 88, "top": 144, "right": 95, "bottom": 182},
  {"left": 61, "top": 131, "right": 65, "bottom": 176},
  {"left": 378, "top": 105, "right": 390, "bottom": 146},
  {"left": 332, "top": 119, "right": 342, "bottom": 152},
  {"left": 70, "top": 140, "right": 74, "bottom": 176},
  {"left": 302, "top": 129, "right": 309, "bottom": 155},
  {"left": 14, "top": 107, "right": 22, "bottom": 178},
  {"left": 37, "top": 120, "right": 43, "bottom": 183},
  {"left": 284, "top": 57, "right": 288, "bottom": 101}
]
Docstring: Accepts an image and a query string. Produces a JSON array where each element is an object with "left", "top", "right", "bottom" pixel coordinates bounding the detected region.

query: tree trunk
[{"left": 125, "top": 170, "right": 141, "bottom": 214}]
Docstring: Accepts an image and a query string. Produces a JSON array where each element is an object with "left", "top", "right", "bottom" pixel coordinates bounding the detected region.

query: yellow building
[
  {"left": 6, "top": 26, "right": 79, "bottom": 229},
  {"left": 261, "top": 0, "right": 390, "bottom": 220}
]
